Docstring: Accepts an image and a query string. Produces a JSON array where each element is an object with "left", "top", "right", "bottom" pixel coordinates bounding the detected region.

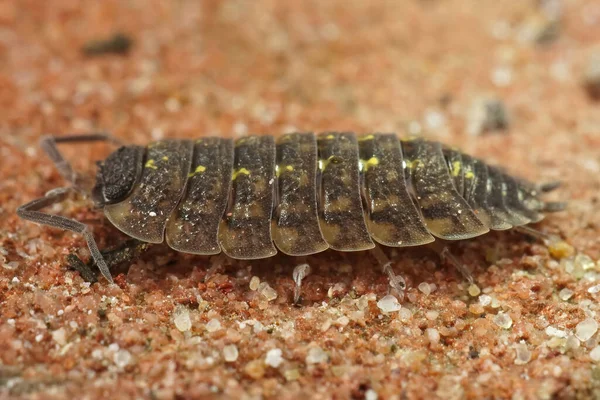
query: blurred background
[{"left": 2, "top": 1, "right": 599, "bottom": 155}]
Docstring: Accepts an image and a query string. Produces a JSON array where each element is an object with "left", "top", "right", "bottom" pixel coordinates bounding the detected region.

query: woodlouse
[{"left": 17, "top": 132, "right": 565, "bottom": 301}]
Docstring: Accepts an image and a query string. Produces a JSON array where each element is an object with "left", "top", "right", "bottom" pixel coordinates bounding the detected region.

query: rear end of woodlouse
[{"left": 17, "top": 132, "right": 566, "bottom": 302}]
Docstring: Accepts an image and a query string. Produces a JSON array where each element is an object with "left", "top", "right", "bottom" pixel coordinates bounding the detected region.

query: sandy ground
[{"left": 1, "top": 1, "right": 600, "bottom": 399}]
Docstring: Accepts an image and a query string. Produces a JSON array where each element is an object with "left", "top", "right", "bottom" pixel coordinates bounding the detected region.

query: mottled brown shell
[{"left": 100, "top": 133, "right": 557, "bottom": 259}]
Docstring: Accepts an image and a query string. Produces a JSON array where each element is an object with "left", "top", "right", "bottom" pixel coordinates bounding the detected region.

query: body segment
[
  {"left": 104, "top": 139, "right": 193, "bottom": 243},
  {"left": 218, "top": 135, "right": 278, "bottom": 259},
  {"left": 358, "top": 134, "right": 434, "bottom": 247},
  {"left": 166, "top": 137, "right": 234, "bottom": 254},
  {"left": 317, "top": 132, "right": 375, "bottom": 252},
  {"left": 273, "top": 133, "right": 329, "bottom": 256},
  {"left": 402, "top": 139, "right": 489, "bottom": 240}
]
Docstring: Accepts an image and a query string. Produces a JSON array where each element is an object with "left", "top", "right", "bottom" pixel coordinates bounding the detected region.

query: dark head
[{"left": 91, "top": 145, "right": 145, "bottom": 207}]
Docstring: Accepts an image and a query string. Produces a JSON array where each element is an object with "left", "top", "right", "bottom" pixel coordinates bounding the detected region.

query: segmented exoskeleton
[{"left": 17, "top": 132, "right": 565, "bottom": 296}]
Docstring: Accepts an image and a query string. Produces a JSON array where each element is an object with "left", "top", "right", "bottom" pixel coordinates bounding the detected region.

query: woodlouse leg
[
  {"left": 66, "top": 254, "right": 99, "bottom": 283},
  {"left": 66, "top": 239, "right": 151, "bottom": 283},
  {"left": 537, "top": 181, "right": 561, "bottom": 193},
  {"left": 439, "top": 247, "right": 474, "bottom": 285},
  {"left": 513, "top": 225, "right": 552, "bottom": 241},
  {"left": 370, "top": 245, "right": 406, "bottom": 300},
  {"left": 16, "top": 187, "right": 113, "bottom": 283},
  {"left": 427, "top": 241, "right": 474, "bottom": 284},
  {"left": 292, "top": 263, "right": 311, "bottom": 304},
  {"left": 513, "top": 225, "right": 568, "bottom": 251},
  {"left": 543, "top": 202, "right": 568, "bottom": 212},
  {"left": 40, "top": 133, "right": 123, "bottom": 191}
]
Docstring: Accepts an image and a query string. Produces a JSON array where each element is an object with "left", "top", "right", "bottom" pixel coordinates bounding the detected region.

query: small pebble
[
  {"left": 365, "top": 389, "right": 378, "bottom": 400},
  {"left": 566, "top": 335, "right": 581, "bottom": 351},
  {"left": 398, "top": 308, "right": 412, "bottom": 322},
  {"left": 425, "top": 311, "right": 439, "bottom": 321},
  {"left": 356, "top": 295, "right": 370, "bottom": 311},
  {"left": 468, "top": 284, "right": 481, "bottom": 297},
  {"left": 244, "top": 359, "right": 265, "bottom": 379},
  {"left": 113, "top": 349, "right": 132, "bottom": 368},
  {"left": 546, "top": 326, "right": 569, "bottom": 338},
  {"left": 588, "top": 284, "right": 600, "bottom": 294},
  {"left": 590, "top": 346, "right": 600, "bottom": 361},
  {"left": 426, "top": 328, "right": 440, "bottom": 345},
  {"left": 206, "top": 318, "right": 222, "bottom": 332},
  {"left": 265, "top": 348, "right": 284, "bottom": 368},
  {"left": 284, "top": 369, "right": 300, "bottom": 381},
  {"left": 223, "top": 344, "right": 239, "bottom": 362},
  {"left": 491, "top": 297, "right": 501, "bottom": 308},
  {"left": 52, "top": 328, "right": 67, "bottom": 346},
  {"left": 575, "top": 318, "right": 598, "bottom": 342},
  {"left": 562, "top": 257, "right": 584, "bottom": 279},
  {"left": 559, "top": 288, "right": 574, "bottom": 301},
  {"left": 173, "top": 305, "right": 192, "bottom": 332},
  {"left": 494, "top": 312, "right": 513, "bottom": 329},
  {"left": 377, "top": 295, "right": 401, "bottom": 313},
  {"left": 418, "top": 282, "right": 431, "bottom": 295},
  {"left": 3, "top": 261, "right": 19, "bottom": 271},
  {"left": 478, "top": 294, "right": 492, "bottom": 306},
  {"left": 424, "top": 108, "right": 446, "bottom": 131},
  {"left": 575, "top": 254, "right": 596, "bottom": 271},
  {"left": 258, "top": 282, "right": 278, "bottom": 301},
  {"left": 469, "top": 304, "right": 485, "bottom": 315},
  {"left": 306, "top": 346, "right": 328, "bottom": 364},
  {"left": 249, "top": 276, "right": 260, "bottom": 291},
  {"left": 548, "top": 240, "right": 575, "bottom": 259},
  {"left": 547, "top": 336, "right": 567, "bottom": 349},
  {"left": 514, "top": 341, "right": 532, "bottom": 365}
]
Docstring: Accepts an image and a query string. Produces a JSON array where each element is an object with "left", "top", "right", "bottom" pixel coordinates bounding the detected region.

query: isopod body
[{"left": 90, "top": 132, "right": 559, "bottom": 260}]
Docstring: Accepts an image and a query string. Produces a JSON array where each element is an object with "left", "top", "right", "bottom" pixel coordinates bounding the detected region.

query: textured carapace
[{"left": 91, "top": 132, "right": 562, "bottom": 259}]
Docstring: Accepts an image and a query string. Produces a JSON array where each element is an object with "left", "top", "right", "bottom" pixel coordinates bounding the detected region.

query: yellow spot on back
[
  {"left": 358, "top": 134, "right": 375, "bottom": 141},
  {"left": 162, "top": 156, "right": 169, "bottom": 161},
  {"left": 145, "top": 159, "right": 157, "bottom": 169},
  {"left": 276, "top": 164, "right": 294, "bottom": 177},
  {"left": 360, "top": 157, "right": 379, "bottom": 171},
  {"left": 188, "top": 165, "right": 207, "bottom": 177},
  {"left": 232, "top": 167, "right": 250, "bottom": 180},
  {"left": 319, "top": 155, "right": 339, "bottom": 172},
  {"left": 464, "top": 169, "right": 475, "bottom": 179},
  {"left": 326, "top": 134, "right": 335, "bottom": 140},
  {"left": 451, "top": 161, "right": 462, "bottom": 177},
  {"left": 405, "top": 159, "right": 421, "bottom": 169}
]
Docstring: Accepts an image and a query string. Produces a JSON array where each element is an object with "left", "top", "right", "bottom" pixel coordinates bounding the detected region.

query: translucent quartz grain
[
  {"left": 206, "top": 318, "right": 222, "bottom": 332},
  {"left": 173, "top": 305, "right": 192, "bottom": 332},
  {"left": 494, "top": 312, "right": 513, "bottom": 329},
  {"left": 223, "top": 345, "right": 239, "bottom": 362},
  {"left": 377, "top": 295, "right": 401, "bottom": 313},
  {"left": 306, "top": 347, "right": 328, "bottom": 364},
  {"left": 265, "top": 348, "right": 284, "bottom": 368},
  {"left": 575, "top": 319, "right": 598, "bottom": 341}
]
